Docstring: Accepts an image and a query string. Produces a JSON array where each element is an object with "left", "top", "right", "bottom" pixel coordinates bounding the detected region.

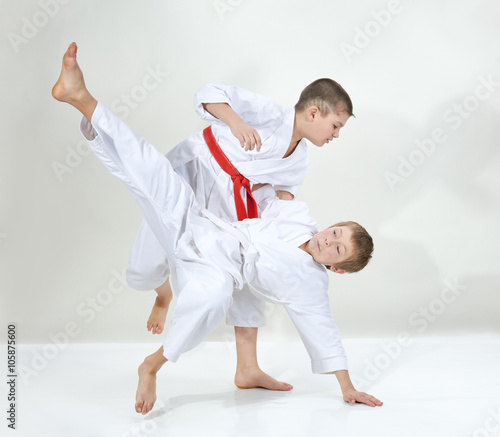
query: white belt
[{"left": 201, "top": 210, "right": 290, "bottom": 305}]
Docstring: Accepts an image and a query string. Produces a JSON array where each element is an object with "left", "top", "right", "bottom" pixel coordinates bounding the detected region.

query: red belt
[{"left": 203, "top": 125, "right": 258, "bottom": 221}]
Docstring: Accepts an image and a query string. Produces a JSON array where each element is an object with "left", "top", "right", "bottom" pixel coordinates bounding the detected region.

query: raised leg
[
  {"left": 53, "top": 44, "right": 200, "bottom": 263},
  {"left": 53, "top": 43, "right": 235, "bottom": 415}
]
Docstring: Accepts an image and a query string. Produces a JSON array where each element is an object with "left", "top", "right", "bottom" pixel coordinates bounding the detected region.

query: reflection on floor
[{"left": 8, "top": 335, "right": 500, "bottom": 437}]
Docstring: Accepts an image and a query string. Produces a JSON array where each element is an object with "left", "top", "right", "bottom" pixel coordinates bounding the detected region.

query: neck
[
  {"left": 299, "top": 240, "right": 311, "bottom": 255},
  {"left": 283, "top": 113, "right": 303, "bottom": 158},
  {"left": 291, "top": 111, "right": 304, "bottom": 145}
]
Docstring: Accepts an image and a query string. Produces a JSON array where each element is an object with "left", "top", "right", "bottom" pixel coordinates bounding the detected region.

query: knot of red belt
[{"left": 203, "top": 126, "right": 258, "bottom": 221}]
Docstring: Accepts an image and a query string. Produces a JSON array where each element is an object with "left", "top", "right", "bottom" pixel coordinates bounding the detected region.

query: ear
[
  {"left": 329, "top": 266, "right": 346, "bottom": 274},
  {"left": 307, "top": 106, "right": 320, "bottom": 121}
]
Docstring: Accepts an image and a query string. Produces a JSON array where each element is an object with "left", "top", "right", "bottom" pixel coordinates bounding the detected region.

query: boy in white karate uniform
[
  {"left": 127, "top": 62, "right": 352, "bottom": 392},
  {"left": 52, "top": 43, "right": 382, "bottom": 415}
]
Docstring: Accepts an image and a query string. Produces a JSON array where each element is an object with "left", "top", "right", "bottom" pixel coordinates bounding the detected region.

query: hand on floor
[{"left": 343, "top": 388, "right": 383, "bottom": 407}]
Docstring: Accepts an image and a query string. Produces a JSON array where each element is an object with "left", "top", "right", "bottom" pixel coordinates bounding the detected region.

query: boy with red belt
[{"left": 52, "top": 43, "right": 382, "bottom": 414}]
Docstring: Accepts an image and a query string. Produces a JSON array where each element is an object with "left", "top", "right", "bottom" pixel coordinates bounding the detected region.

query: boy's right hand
[{"left": 230, "top": 121, "right": 262, "bottom": 152}]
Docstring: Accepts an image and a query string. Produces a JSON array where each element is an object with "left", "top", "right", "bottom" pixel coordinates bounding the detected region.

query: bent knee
[{"left": 126, "top": 267, "right": 168, "bottom": 291}]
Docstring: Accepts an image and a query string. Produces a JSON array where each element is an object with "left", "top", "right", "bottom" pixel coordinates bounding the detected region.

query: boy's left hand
[{"left": 342, "top": 388, "right": 383, "bottom": 407}]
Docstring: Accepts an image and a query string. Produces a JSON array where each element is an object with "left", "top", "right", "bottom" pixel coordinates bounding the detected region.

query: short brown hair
[
  {"left": 327, "top": 221, "right": 373, "bottom": 273},
  {"left": 295, "top": 78, "right": 354, "bottom": 117}
]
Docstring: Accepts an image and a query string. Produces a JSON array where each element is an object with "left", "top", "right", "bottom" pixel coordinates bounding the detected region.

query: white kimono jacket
[{"left": 80, "top": 103, "right": 347, "bottom": 374}]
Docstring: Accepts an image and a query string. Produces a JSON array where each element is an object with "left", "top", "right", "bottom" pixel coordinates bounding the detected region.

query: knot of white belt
[{"left": 201, "top": 210, "right": 291, "bottom": 305}]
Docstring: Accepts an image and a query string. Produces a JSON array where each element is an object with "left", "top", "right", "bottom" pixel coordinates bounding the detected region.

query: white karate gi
[
  {"left": 126, "top": 85, "right": 309, "bottom": 327},
  {"left": 80, "top": 103, "right": 347, "bottom": 374}
]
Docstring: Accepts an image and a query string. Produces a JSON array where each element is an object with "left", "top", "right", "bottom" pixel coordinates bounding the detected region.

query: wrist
[
  {"left": 228, "top": 118, "right": 247, "bottom": 130},
  {"left": 334, "top": 369, "right": 355, "bottom": 394},
  {"left": 341, "top": 385, "right": 356, "bottom": 395}
]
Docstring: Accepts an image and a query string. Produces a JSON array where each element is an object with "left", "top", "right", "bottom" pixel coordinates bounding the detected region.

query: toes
[
  {"left": 135, "top": 401, "right": 143, "bottom": 414},
  {"left": 68, "top": 42, "right": 77, "bottom": 57},
  {"left": 63, "top": 45, "right": 77, "bottom": 66},
  {"left": 142, "top": 401, "right": 154, "bottom": 415},
  {"left": 151, "top": 324, "right": 163, "bottom": 335}
]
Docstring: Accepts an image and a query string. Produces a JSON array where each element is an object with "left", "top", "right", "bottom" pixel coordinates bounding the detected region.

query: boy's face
[
  {"left": 305, "top": 108, "right": 350, "bottom": 147},
  {"left": 309, "top": 225, "right": 353, "bottom": 273}
]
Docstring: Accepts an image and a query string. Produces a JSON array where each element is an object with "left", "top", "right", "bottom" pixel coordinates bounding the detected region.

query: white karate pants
[{"left": 80, "top": 103, "right": 240, "bottom": 362}]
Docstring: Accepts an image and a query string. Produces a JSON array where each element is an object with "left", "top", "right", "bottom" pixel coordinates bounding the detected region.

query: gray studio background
[{"left": 1, "top": 0, "right": 499, "bottom": 347}]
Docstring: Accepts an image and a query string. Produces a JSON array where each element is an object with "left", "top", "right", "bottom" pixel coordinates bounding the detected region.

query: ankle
[
  {"left": 154, "top": 294, "right": 172, "bottom": 307},
  {"left": 236, "top": 362, "right": 260, "bottom": 373},
  {"left": 142, "top": 352, "right": 167, "bottom": 372}
]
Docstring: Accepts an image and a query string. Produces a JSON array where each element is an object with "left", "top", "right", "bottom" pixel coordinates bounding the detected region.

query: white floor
[{"left": 6, "top": 335, "right": 500, "bottom": 437}]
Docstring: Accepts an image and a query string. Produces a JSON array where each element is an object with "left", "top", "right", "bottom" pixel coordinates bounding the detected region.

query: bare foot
[
  {"left": 52, "top": 43, "right": 86, "bottom": 103},
  {"left": 234, "top": 367, "right": 293, "bottom": 391},
  {"left": 135, "top": 360, "right": 158, "bottom": 415},
  {"left": 147, "top": 294, "right": 172, "bottom": 335},
  {"left": 52, "top": 42, "right": 97, "bottom": 121}
]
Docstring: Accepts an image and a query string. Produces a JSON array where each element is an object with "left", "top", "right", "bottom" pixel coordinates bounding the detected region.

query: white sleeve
[
  {"left": 282, "top": 270, "right": 348, "bottom": 374},
  {"left": 251, "top": 184, "right": 278, "bottom": 215},
  {"left": 251, "top": 184, "right": 299, "bottom": 220},
  {"left": 193, "top": 83, "right": 281, "bottom": 127},
  {"left": 252, "top": 185, "right": 315, "bottom": 228}
]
